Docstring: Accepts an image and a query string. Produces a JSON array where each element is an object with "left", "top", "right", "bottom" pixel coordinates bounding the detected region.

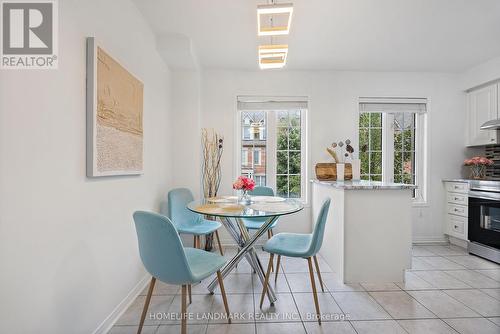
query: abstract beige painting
[{"left": 86, "top": 37, "right": 144, "bottom": 177}]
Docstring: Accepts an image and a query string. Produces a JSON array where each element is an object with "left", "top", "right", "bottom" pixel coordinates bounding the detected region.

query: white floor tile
[
  {"left": 396, "top": 271, "right": 437, "bottom": 290},
  {"left": 331, "top": 292, "right": 391, "bottom": 320},
  {"left": 351, "top": 320, "right": 407, "bottom": 334},
  {"left": 481, "top": 288, "right": 500, "bottom": 301},
  {"left": 293, "top": 292, "right": 344, "bottom": 322},
  {"left": 418, "top": 257, "right": 467, "bottom": 270},
  {"left": 108, "top": 325, "right": 159, "bottom": 334},
  {"left": 210, "top": 293, "right": 254, "bottom": 323},
  {"left": 407, "top": 290, "right": 480, "bottom": 318},
  {"left": 444, "top": 270, "right": 500, "bottom": 289},
  {"left": 412, "top": 271, "right": 471, "bottom": 289},
  {"left": 445, "top": 255, "right": 500, "bottom": 270},
  {"left": 412, "top": 246, "right": 438, "bottom": 257},
  {"left": 369, "top": 291, "right": 436, "bottom": 319},
  {"left": 487, "top": 317, "right": 500, "bottom": 326},
  {"left": 443, "top": 289, "right": 500, "bottom": 317},
  {"left": 156, "top": 324, "right": 208, "bottom": 334},
  {"left": 321, "top": 273, "right": 365, "bottom": 292},
  {"left": 206, "top": 323, "right": 256, "bottom": 334},
  {"left": 303, "top": 321, "right": 356, "bottom": 334},
  {"left": 254, "top": 293, "right": 301, "bottom": 323},
  {"left": 256, "top": 322, "right": 306, "bottom": 334},
  {"left": 115, "top": 295, "right": 175, "bottom": 325},
  {"left": 361, "top": 283, "right": 401, "bottom": 291},
  {"left": 444, "top": 318, "right": 500, "bottom": 334},
  {"left": 476, "top": 269, "right": 500, "bottom": 282},
  {"left": 397, "top": 319, "right": 457, "bottom": 334},
  {"left": 423, "top": 245, "right": 467, "bottom": 256}
]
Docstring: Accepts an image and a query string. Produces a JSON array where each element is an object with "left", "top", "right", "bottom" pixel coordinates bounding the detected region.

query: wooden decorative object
[
  {"left": 201, "top": 129, "right": 224, "bottom": 251},
  {"left": 315, "top": 163, "right": 352, "bottom": 181}
]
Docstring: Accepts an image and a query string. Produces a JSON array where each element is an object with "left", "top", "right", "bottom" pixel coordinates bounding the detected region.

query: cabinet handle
[
  {"left": 454, "top": 225, "right": 458, "bottom": 229},
  {"left": 454, "top": 197, "right": 459, "bottom": 200}
]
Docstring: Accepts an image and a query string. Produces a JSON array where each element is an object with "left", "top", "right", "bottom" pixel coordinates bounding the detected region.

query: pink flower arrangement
[
  {"left": 232, "top": 176, "right": 255, "bottom": 192},
  {"left": 464, "top": 156, "right": 494, "bottom": 166}
]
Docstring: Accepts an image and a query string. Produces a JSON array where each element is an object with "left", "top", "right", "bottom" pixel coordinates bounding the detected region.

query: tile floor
[{"left": 110, "top": 245, "right": 500, "bottom": 334}]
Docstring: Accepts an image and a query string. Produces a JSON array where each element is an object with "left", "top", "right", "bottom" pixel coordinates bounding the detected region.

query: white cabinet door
[{"left": 466, "top": 83, "right": 499, "bottom": 146}]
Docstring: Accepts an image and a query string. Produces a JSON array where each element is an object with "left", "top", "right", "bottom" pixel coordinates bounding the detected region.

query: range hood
[{"left": 480, "top": 119, "right": 500, "bottom": 130}]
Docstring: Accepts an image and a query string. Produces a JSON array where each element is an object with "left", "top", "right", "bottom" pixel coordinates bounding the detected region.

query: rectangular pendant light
[
  {"left": 257, "top": 3, "right": 293, "bottom": 36},
  {"left": 258, "top": 44, "right": 288, "bottom": 69}
]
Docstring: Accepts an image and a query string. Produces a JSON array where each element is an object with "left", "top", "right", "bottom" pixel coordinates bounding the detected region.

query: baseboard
[
  {"left": 92, "top": 273, "right": 150, "bottom": 334},
  {"left": 448, "top": 236, "right": 468, "bottom": 249},
  {"left": 412, "top": 236, "right": 449, "bottom": 245}
]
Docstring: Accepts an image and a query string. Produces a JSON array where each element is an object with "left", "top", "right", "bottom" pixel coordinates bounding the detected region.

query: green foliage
[{"left": 276, "top": 110, "right": 302, "bottom": 198}]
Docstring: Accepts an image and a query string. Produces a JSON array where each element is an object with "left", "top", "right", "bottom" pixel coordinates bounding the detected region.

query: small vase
[
  {"left": 470, "top": 164, "right": 486, "bottom": 179},
  {"left": 336, "top": 163, "right": 345, "bottom": 181},
  {"left": 239, "top": 190, "right": 252, "bottom": 205},
  {"left": 351, "top": 159, "right": 361, "bottom": 181}
]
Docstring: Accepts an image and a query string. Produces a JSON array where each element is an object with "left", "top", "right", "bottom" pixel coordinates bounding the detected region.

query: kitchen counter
[
  {"left": 312, "top": 179, "right": 412, "bottom": 283},
  {"left": 312, "top": 179, "right": 416, "bottom": 190}
]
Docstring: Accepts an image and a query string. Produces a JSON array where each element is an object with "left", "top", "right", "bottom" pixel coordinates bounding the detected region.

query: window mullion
[
  {"left": 267, "top": 111, "right": 277, "bottom": 191},
  {"left": 382, "top": 113, "right": 395, "bottom": 182}
]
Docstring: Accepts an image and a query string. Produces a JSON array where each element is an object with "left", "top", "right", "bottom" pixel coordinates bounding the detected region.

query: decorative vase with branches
[{"left": 201, "top": 128, "right": 224, "bottom": 250}]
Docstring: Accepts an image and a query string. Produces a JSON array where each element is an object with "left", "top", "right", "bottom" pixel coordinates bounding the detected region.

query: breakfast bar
[{"left": 312, "top": 179, "right": 416, "bottom": 283}]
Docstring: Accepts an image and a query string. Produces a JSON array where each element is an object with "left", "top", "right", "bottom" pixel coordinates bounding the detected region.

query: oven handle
[{"left": 468, "top": 190, "right": 500, "bottom": 201}]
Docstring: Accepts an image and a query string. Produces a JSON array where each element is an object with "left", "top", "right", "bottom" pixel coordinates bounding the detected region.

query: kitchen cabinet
[
  {"left": 466, "top": 83, "right": 499, "bottom": 146},
  {"left": 444, "top": 181, "right": 468, "bottom": 241}
]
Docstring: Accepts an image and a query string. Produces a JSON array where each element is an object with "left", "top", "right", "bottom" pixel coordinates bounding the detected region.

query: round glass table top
[{"left": 187, "top": 197, "right": 304, "bottom": 218}]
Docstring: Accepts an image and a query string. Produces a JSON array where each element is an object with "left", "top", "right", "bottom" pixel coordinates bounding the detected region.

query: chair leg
[
  {"left": 193, "top": 235, "right": 197, "bottom": 248},
  {"left": 274, "top": 255, "right": 281, "bottom": 283},
  {"left": 137, "top": 277, "right": 156, "bottom": 334},
  {"left": 188, "top": 284, "right": 192, "bottom": 304},
  {"left": 181, "top": 285, "right": 187, "bottom": 334},
  {"left": 215, "top": 230, "right": 224, "bottom": 256},
  {"left": 270, "top": 229, "right": 274, "bottom": 237},
  {"left": 259, "top": 253, "right": 275, "bottom": 309},
  {"left": 307, "top": 257, "right": 321, "bottom": 324},
  {"left": 216, "top": 270, "right": 232, "bottom": 323},
  {"left": 313, "top": 255, "right": 325, "bottom": 292}
]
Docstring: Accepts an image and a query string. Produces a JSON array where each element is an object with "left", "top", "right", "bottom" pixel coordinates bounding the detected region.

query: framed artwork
[{"left": 86, "top": 37, "right": 144, "bottom": 177}]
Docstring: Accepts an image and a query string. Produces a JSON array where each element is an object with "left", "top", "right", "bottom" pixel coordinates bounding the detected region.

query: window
[
  {"left": 359, "top": 98, "right": 426, "bottom": 202},
  {"left": 254, "top": 148, "right": 262, "bottom": 165},
  {"left": 238, "top": 98, "right": 307, "bottom": 200}
]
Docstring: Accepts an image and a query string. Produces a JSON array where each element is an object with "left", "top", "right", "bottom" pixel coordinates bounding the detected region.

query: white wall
[
  {"left": 460, "top": 55, "right": 500, "bottom": 90},
  {"left": 0, "top": 0, "right": 172, "bottom": 333},
  {"left": 194, "top": 70, "right": 466, "bottom": 243}
]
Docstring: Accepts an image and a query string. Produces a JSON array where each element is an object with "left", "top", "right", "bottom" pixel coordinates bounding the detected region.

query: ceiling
[{"left": 134, "top": 0, "right": 500, "bottom": 72}]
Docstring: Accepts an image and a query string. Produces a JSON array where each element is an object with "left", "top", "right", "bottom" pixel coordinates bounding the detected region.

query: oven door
[{"left": 468, "top": 193, "right": 500, "bottom": 250}]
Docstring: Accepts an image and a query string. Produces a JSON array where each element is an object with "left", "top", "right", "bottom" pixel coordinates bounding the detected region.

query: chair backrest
[
  {"left": 133, "top": 211, "right": 193, "bottom": 284},
  {"left": 168, "top": 188, "right": 199, "bottom": 227},
  {"left": 249, "top": 186, "right": 274, "bottom": 196},
  {"left": 307, "top": 198, "right": 331, "bottom": 256}
]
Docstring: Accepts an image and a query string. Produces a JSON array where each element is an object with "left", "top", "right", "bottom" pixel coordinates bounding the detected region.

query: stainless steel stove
[{"left": 468, "top": 180, "right": 500, "bottom": 263}]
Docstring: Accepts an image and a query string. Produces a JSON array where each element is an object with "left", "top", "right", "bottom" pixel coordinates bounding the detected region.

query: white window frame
[
  {"left": 235, "top": 102, "right": 308, "bottom": 203},
  {"left": 358, "top": 99, "right": 427, "bottom": 205},
  {"left": 242, "top": 148, "right": 249, "bottom": 165}
]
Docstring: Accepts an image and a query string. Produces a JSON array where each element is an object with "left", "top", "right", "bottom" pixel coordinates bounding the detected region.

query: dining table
[{"left": 187, "top": 196, "right": 303, "bottom": 304}]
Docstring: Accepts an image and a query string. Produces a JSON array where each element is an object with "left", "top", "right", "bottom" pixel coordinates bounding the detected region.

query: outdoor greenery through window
[
  {"left": 240, "top": 106, "right": 306, "bottom": 199},
  {"left": 358, "top": 100, "right": 426, "bottom": 201},
  {"left": 276, "top": 110, "right": 302, "bottom": 198}
]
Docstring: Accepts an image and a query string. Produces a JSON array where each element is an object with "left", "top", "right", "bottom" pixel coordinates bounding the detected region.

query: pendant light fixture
[
  {"left": 257, "top": 3, "right": 293, "bottom": 36},
  {"left": 257, "top": 1, "right": 293, "bottom": 69}
]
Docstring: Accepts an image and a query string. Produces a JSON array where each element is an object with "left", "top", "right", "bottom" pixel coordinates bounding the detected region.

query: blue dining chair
[
  {"left": 168, "top": 188, "right": 224, "bottom": 255},
  {"left": 133, "top": 211, "right": 231, "bottom": 334},
  {"left": 242, "top": 186, "right": 278, "bottom": 239},
  {"left": 259, "top": 198, "right": 331, "bottom": 325}
]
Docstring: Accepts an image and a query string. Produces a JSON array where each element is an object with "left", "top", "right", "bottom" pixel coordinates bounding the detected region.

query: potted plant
[{"left": 464, "top": 156, "right": 493, "bottom": 179}]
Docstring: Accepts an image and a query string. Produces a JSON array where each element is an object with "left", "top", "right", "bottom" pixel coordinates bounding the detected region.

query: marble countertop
[
  {"left": 442, "top": 178, "right": 471, "bottom": 183},
  {"left": 311, "top": 179, "right": 417, "bottom": 190}
]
